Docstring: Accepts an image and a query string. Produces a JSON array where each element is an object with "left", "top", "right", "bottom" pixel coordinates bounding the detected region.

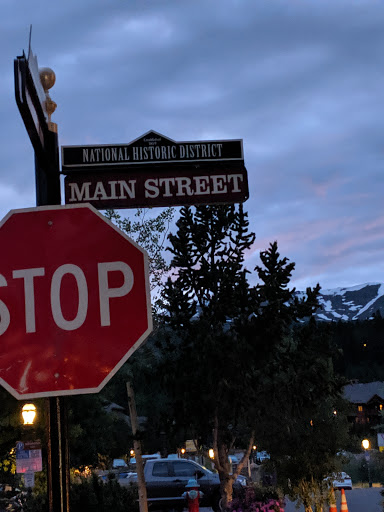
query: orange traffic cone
[
  {"left": 340, "top": 488, "right": 349, "bottom": 511},
  {"left": 329, "top": 488, "right": 337, "bottom": 512}
]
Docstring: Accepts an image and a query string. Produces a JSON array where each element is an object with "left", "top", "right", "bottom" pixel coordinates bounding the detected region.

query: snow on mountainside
[{"left": 302, "top": 283, "right": 384, "bottom": 322}]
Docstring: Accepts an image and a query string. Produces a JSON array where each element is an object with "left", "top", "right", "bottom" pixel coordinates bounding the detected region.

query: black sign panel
[
  {"left": 14, "top": 52, "right": 49, "bottom": 158},
  {"left": 64, "top": 166, "right": 249, "bottom": 210},
  {"left": 61, "top": 131, "right": 244, "bottom": 171}
]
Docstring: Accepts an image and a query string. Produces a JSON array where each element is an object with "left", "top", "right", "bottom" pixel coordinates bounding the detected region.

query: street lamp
[
  {"left": 208, "top": 449, "right": 214, "bottom": 459},
  {"left": 21, "top": 403, "right": 36, "bottom": 425},
  {"left": 362, "top": 439, "right": 372, "bottom": 488}
]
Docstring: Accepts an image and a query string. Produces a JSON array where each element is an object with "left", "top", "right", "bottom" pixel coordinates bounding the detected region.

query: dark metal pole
[
  {"left": 14, "top": 51, "right": 68, "bottom": 512},
  {"left": 35, "top": 129, "right": 61, "bottom": 207},
  {"left": 47, "top": 397, "right": 70, "bottom": 512},
  {"left": 35, "top": 112, "right": 69, "bottom": 512}
]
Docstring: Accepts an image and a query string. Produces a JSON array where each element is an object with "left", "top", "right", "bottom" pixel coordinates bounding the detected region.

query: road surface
[
  {"left": 199, "top": 488, "right": 383, "bottom": 511},
  {"left": 284, "top": 487, "right": 383, "bottom": 511}
]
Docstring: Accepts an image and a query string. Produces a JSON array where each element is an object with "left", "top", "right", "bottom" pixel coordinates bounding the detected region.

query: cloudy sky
[{"left": 1, "top": 0, "right": 383, "bottom": 291}]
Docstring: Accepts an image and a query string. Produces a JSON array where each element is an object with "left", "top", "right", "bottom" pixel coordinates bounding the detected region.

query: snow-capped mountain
[{"left": 309, "top": 283, "right": 384, "bottom": 322}]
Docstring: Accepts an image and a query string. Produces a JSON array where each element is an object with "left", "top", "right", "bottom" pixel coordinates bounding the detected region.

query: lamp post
[
  {"left": 362, "top": 439, "right": 372, "bottom": 488},
  {"left": 22, "top": 404, "right": 37, "bottom": 425}
]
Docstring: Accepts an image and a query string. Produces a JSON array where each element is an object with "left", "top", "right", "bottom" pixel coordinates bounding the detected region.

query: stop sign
[{"left": 0, "top": 204, "right": 152, "bottom": 399}]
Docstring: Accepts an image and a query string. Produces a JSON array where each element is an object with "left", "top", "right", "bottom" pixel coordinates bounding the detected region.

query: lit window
[
  {"left": 380, "top": 405, "right": 383, "bottom": 411},
  {"left": 358, "top": 405, "right": 363, "bottom": 412}
]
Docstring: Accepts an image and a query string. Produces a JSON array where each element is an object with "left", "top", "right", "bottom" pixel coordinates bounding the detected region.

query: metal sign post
[{"left": 14, "top": 49, "right": 68, "bottom": 512}]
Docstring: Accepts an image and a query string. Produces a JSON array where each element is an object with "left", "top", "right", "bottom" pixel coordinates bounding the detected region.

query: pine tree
[
  {"left": 162, "top": 204, "right": 256, "bottom": 507},
  {"left": 157, "top": 211, "right": 346, "bottom": 509}
]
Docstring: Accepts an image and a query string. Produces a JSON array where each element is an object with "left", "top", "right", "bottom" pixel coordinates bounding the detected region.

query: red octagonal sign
[{"left": 0, "top": 204, "right": 152, "bottom": 399}]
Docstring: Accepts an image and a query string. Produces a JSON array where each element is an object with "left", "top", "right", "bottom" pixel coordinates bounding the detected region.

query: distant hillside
[{"left": 301, "top": 283, "right": 384, "bottom": 322}]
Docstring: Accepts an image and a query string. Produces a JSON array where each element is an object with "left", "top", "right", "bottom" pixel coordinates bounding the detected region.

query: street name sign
[
  {"left": 62, "top": 131, "right": 249, "bottom": 209},
  {"left": 64, "top": 168, "right": 247, "bottom": 209},
  {"left": 0, "top": 204, "right": 152, "bottom": 399},
  {"left": 62, "top": 131, "right": 244, "bottom": 169}
]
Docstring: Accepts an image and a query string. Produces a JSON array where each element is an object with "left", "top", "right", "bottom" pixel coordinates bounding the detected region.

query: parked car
[
  {"left": 116, "top": 472, "right": 138, "bottom": 485},
  {"left": 332, "top": 472, "right": 352, "bottom": 490},
  {"left": 118, "top": 457, "right": 245, "bottom": 511},
  {"left": 129, "top": 453, "right": 161, "bottom": 466},
  {"left": 229, "top": 455, "right": 239, "bottom": 472},
  {"left": 235, "top": 474, "right": 248, "bottom": 487},
  {"left": 112, "top": 458, "right": 128, "bottom": 470},
  {"left": 256, "top": 451, "right": 270, "bottom": 464},
  {"left": 325, "top": 472, "right": 352, "bottom": 490}
]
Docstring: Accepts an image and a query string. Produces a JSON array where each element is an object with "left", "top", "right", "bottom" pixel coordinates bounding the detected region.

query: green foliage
[
  {"left": 159, "top": 206, "right": 347, "bottom": 509},
  {"left": 67, "top": 395, "right": 132, "bottom": 467},
  {"left": 227, "top": 484, "right": 284, "bottom": 512},
  {"left": 104, "top": 207, "right": 174, "bottom": 319},
  {"left": 289, "top": 477, "right": 329, "bottom": 512},
  {"left": 342, "top": 451, "right": 384, "bottom": 485},
  {"left": 21, "top": 474, "right": 139, "bottom": 512},
  {"left": 22, "top": 488, "right": 48, "bottom": 512},
  {"left": 0, "top": 447, "right": 16, "bottom": 477},
  {"left": 166, "top": 204, "right": 255, "bottom": 326},
  {"left": 250, "top": 241, "right": 321, "bottom": 349},
  {"left": 162, "top": 205, "right": 257, "bottom": 443},
  {"left": 327, "top": 314, "right": 384, "bottom": 382},
  {"left": 273, "top": 395, "right": 350, "bottom": 494},
  {"left": 70, "top": 474, "right": 139, "bottom": 512}
]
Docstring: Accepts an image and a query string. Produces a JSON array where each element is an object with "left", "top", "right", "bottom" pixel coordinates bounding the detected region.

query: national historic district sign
[
  {"left": 62, "top": 130, "right": 249, "bottom": 209},
  {"left": 0, "top": 204, "right": 152, "bottom": 399}
]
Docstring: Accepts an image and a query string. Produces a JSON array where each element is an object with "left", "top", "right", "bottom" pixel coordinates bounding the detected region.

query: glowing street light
[
  {"left": 208, "top": 449, "right": 214, "bottom": 459},
  {"left": 21, "top": 403, "right": 36, "bottom": 425}
]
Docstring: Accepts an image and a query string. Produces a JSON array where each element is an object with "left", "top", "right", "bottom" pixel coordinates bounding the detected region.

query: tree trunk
[
  {"left": 220, "top": 474, "right": 235, "bottom": 510},
  {"left": 212, "top": 414, "right": 254, "bottom": 509},
  {"left": 232, "top": 434, "right": 254, "bottom": 480}
]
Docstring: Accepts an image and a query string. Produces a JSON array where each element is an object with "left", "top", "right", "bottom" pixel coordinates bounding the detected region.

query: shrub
[
  {"left": 228, "top": 485, "right": 284, "bottom": 512},
  {"left": 20, "top": 473, "right": 139, "bottom": 512}
]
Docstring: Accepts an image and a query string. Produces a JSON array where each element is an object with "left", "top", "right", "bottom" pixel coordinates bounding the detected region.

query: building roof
[{"left": 344, "top": 381, "right": 384, "bottom": 403}]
